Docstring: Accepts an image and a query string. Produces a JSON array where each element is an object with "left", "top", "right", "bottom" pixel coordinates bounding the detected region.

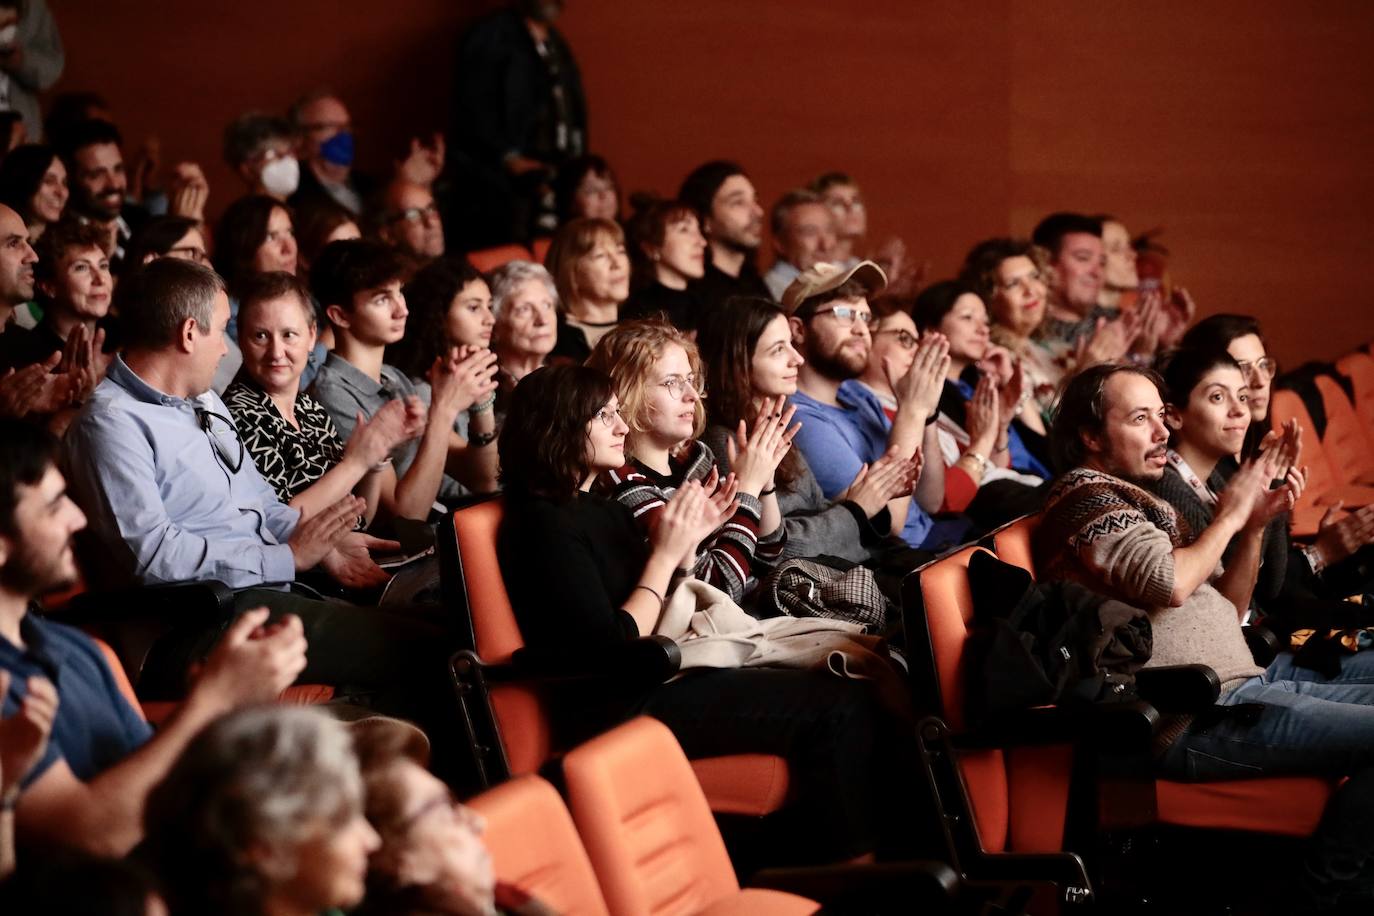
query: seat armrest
[
  {"left": 750, "top": 860, "right": 960, "bottom": 912},
  {"left": 961, "top": 700, "right": 1159, "bottom": 752},
  {"left": 1135, "top": 664, "right": 1220, "bottom": 712},
  {"left": 55, "top": 580, "right": 235, "bottom": 626},
  {"left": 492, "top": 635, "right": 682, "bottom": 684},
  {"left": 1243, "top": 624, "right": 1280, "bottom": 667}
]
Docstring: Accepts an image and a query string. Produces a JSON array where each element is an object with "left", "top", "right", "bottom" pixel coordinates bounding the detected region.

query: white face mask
[
  {"left": 0, "top": 25, "right": 18, "bottom": 48},
  {"left": 259, "top": 155, "right": 300, "bottom": 198}
]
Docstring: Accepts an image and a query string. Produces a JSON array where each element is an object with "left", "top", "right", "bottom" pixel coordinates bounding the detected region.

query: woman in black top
[
  {"left": 497, "top": 364, "right": 924, "bottom": 863},
  {"left": 620, "top": 196, "right": 709, "bottom": 331}
]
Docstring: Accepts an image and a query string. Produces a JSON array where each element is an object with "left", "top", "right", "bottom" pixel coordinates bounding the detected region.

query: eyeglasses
[
  {"left": 875, "top": 328, "right": 918, "bottom": 350},
  {"left": 593, "top": 406, "right": 623, "bottom": 428},
  {"left": 1235, "top": 357, "right": 1278, "bottom": 381},
  {"left": 826, "top": 196, "right": 865, "bottom": 213},
  {"left": 195, "top": 407, "right": 245, "bottom": 475},
  {"left": 167, "top": 245, "right": 209, "bottom": 265},
  {"left": 812, "top": 305, "right": 873, "bottom": 326},
  {"left": 659, "top": 373, "right": 704, "bottom": 399},
  {"left": 390, "top": 202, "right": 439, "bottom": 224}
]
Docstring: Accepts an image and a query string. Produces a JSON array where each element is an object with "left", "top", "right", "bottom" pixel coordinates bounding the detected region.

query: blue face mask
[{"left": 319, "top": 131, "right": 355, "bottom": 168}]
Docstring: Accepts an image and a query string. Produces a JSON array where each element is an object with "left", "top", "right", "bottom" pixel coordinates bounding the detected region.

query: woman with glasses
[
  {"left": 586, "top": 319, "right": 789, "bottom": 603},
  {"left": 544, "top": 217, "right": 629, "bottom": 364},
  {"left": 497, "top": 363, "right": 923, "bottom": 865},
  {"left": 697, "top": 296, "right": 919, "bottom": 566}
]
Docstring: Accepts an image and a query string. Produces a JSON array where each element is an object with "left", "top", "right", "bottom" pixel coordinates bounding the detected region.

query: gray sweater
[{"left": 700, "top": 423, "right": 881, "bottom": 565}]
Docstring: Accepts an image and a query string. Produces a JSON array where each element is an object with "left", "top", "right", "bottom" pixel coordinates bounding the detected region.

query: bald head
[
  {"left": 377, "top": 180, "right": 443, "bottom": 259},
  {"left": 0, "top": 205, "right": 38, "bottom": 309}
]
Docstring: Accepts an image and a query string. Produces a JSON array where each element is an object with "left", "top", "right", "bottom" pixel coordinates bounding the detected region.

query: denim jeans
[{"left": 1158, "top": 649, "right": 1374, "bottom": 911}]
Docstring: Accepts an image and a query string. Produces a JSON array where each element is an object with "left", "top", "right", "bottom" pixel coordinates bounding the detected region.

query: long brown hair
[{"left": 695, "top": 296, "right": 803, "bottom": 487}]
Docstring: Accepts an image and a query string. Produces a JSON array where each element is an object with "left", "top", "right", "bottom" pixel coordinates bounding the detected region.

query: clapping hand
[
  {"left": 0, "top": 672, "right": 58, "bottom": 803},
  {"left": 838, "top": 447, "right": 919, "bottom": 518},
  {"left": 889, "top": 332, "right": 949, "bottom": 419},
  {"left": 725, "top": 395, "right": 800, "bottom": 496},
  {"left": 397, "top": 133, "right": 446, "bottom": 187}
]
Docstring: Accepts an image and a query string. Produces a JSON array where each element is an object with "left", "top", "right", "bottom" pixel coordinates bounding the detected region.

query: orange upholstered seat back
[
  {"left": 1337, "top": 352, "right": 1374, "bottom": 436},
  {"left": 1270, "top": 389, "right": 1337, "bottom": 509},
  {"left": 92, "top": 636, "right": 144, "bottom": 721},
  {"left": 468, "top": 774, "right": 611, "bottom": 916},
  {"left": 992, "top": 515, "right": 1040, "bottom": 578},
  {"left": 468, "top": 244, "right": 534, "bottom": 273},
  {"left": 1315, "top": 375, "right": 1374, "bottom": 485},
  {"left": 562, "top": 717, "right": 817, "bottom": 916},
  {"left": 451, "top": 500, "right": 552, "bottom": 776}
]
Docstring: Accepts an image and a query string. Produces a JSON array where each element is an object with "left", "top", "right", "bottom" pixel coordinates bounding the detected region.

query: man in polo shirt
[
  {"left": 308, "top": 240, "right": 499, "bottom": 515},
  {"left": 0, "top": 418, "right": 308, "bottom": 855},
  {"left": 785, "top": 261, "right": 964, "bottom": 550}
]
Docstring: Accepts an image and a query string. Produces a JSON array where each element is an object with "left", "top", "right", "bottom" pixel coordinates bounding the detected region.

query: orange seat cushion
[
  {"left": 467, "top": 244, "right": 534, "bottom": 273},
  {"left": 1156, "top": 776, "right": 1335, "bottom": 837},
  {"left": 690, "top": 754, "right": 790, "bottom": 816},
  {"left": 696, "top": 889, "right": 818, "bottom": 915}
]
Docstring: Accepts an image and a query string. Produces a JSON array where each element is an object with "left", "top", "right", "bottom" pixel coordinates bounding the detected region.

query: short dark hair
[
  {"left": 911, "top": 279, "right": 979, "bottom": 332},
  {"left": 624, "top": 194, "right": 697, "bottom": 290},
  {"left": 388, "top": 257, "right": 485, "bottom": 377},
  {"left": 1031, "top": 212, "right": 1102, "bottom": 259},
  {"left": 808, "top": 171, "right": 855, "bottom": 194},
  {"left": 43, "top": 92, "right": 110, "bottom": 150},
  {"left": 0, "top": 145, "right": 60, "bottom": 222},
  {"left": 115, "top": 258, "right": 225, "bottom": 350},
  {"left": 213, "top": 195, "right": 291, "bottom": 297},
  {"left": 1179, "top": 314, "right": 1264, "bottom": 355},
  {"left": 677, "top": 160, "right": 746, "bottom": 227},
  {"left": 236, "top": 271, "right": 317, "bottom": 333},
  {"left": 54, "top": 119, "right": 123, "bottom": 167},
  {"left": 124, "top": 215, "right": 201, "bottom": 268},
  {"left": 554, "top": 154, "right": 617, "bottom": 222},
  {"left": 34, "top": 219, "right": 109, "bottom": 289},
  {"left": 1155, "top": 346, "right": 1243, "bottom": 409},
  {"left": 769, "top": 188, "right": 824, "bottom": 237},
  {"left": 310, "top": 239, "right": 406, "bottom": 315},
  {"left": 959, "top": 237, "right": 1046, "bottom": 304},
  {"left": 0, "top": 420, "right": 59, "bottom": 535},
  {"left": 222, "top": 112, "right": 294, "bottom": 168},
  {"left": 498, "top": 364, "right": 615, "bottom": 500},
  {"left": 1050, "top": 362, "right": 1163, "bottom": 472}
]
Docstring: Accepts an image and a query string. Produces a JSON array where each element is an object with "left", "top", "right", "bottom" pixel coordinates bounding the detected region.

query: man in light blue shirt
[{"left": 784, "top": 260, "right": 969, "bottom": 550}]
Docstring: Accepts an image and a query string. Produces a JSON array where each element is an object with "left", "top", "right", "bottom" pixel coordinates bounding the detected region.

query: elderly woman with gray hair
[
  {"left": 141, "top": 707, "right": 380, "bottom": 916},
  {"left": 487, "top": 260, "right": 559, "bottom": 416}
]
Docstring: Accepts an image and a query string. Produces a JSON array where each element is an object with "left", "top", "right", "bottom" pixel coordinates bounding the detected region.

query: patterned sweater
[
  {"left": 1035, "top": 468, "right": 1264, "bottom": 745},
  {"left": 594, "top": 440, "right": 786, "bottom": 602}
]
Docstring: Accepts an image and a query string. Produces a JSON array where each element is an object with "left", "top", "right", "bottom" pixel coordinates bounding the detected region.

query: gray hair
[
  {"left": 116, "top": 258, "right": 226, "bottom": 350},
  {"left": 144, "top": 707, "right": 363, "bottom": 910},
  {"left": 770, "top": 187, "right": 825, "bottom": 237},
  {"left": 223, "top": 112, "right": 294, "bottom": 168},
  {"left": 488, "top": 259, "right": 559, "bottom": 322}
]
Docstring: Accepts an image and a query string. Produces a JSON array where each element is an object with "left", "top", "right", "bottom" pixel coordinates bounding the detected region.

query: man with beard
[
  {"left": 1035, "top": 363, "right": 1374, "bottom": 911},
  {"left": 678, "top": 159, "right": 769, "bottom": 315},
  {"left": 785, "top": 260, "right": 960, "bottom": 550},
  {"left": 55, "top": 119, "right": 147, "bottom": 265},
  {"left": 0, "top": 419, "right": 308, "bottom": 856}
]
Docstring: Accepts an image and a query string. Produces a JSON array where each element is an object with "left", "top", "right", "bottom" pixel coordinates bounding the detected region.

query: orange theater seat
[
  {"left": 445, "top": 498, "right": 790, "bottom": 817},
  {"left": 468, "top": 774, "right": 611, "bottom": 916},
  {"left": 531, "top": 235, "right": 552, "bottom": 264},
  {"left": 1268, "top": 390, "right": 1371, "bottom": 533},
  {"left": 467, "top": 244, "right": 534, "bottom": 273},
  {"left": 562, "top": 717, "right": 819, "bottom": 916},
  {"left": 1316, "top": 373, "right": 1374, "bottom": 485},
  {"left": 1336, "top": 351, "right": 1374, "bottom": 439}
]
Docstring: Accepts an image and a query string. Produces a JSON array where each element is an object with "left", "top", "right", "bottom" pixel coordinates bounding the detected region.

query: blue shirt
[
  {"left": 954, "top": 379, "right": 1051, "bottom": 479},
  {"left": 65, "top": 355, "right": 301, "bottom": 589},
  {"left": 0, "top": 613, "right": 152, "bottom": 789},
  {"left": 791, "top": 381, "right": 969, "bottom": 549}
]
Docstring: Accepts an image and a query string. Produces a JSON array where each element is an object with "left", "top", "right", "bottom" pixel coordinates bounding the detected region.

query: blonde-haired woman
[
  {"left": 544, "top": 216, "right": 630, "bottom": 363},
  {"left": 586, "top": 319, "right": 794, "bottom": 602}
]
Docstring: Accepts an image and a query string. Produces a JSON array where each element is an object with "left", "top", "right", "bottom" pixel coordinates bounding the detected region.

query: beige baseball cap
[{"left": 781, "top": 260, "right": 888, "bottom": 316}]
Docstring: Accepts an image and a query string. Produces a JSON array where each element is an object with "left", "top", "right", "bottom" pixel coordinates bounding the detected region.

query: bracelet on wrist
[
  {"left": 633, "top": 584, "right": 664, "bottom": 607},
  {"left": 761, "top": 486, "right": 777, "bottom": 496},
  {"left": 963, "top": 450, "right": 989, "bottom": 475},
  {"left": 924, "top": 411, "right": 939, "bottom": 426},
  {"left": 469, "top": 391, "right": 497, "bottom": 414}
]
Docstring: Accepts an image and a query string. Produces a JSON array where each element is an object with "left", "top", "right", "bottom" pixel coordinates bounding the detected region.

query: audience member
[
  {"left": 353, "top": 719, "right": 553, "bottom": 916},
  {"left": 0, "top": 660, "right": 55, "bottom": 879},
  {"left": 55, "top": 119, "right": 147, "bottom": 263},
  {"left": 0, "top": 144, "right": 65, "bottom": 241},
  {"left": 959, "top": 237, "right": 1060, "bottom": 422},
  {"left": 587, "top": 320, "right": 788, "bottom": 602},
  {"left": 620, "top": 195, "right": 708, "bottom": 330},
  {"left": 0, "top": 202, "right": 73, "bottom": 420},
  {"left": 677, "top": 160, "right": 768, "bottom": 309},
  {"left": 224, "top": 271, "right": 420, "bottom": 526},
  {"left": 451, "top": 0, "right": 587, "bottom": 246},
  {"left": 487, "top": 259, "right": 557, "bottom": 411},
  {"left": 0, "top": 0, "right": 63, "bottom": 142},
  {"left": 310, "top": 240, "right": 499, "bottom": 509},
  {"left": 553, "top": 152, "right": 619, "bottom": 223},
  {"left": 763, "top": 188, "right": 837, "bottom": 302},
  {"left": 697, "top": 295, "right": 919, "bottom": 568},
  {"left": 0, "top": 219, "right": 109, "bottom": 374},
  {"left": 1096, "top": 213, "right": 1139, "bottom": 311},
  {"left": 0, "top": 418, "right": 307, "bottom": 856},
  {"left": 293, "top": 197, "right": 360, "bottom": 275},
  {"left": 1035, "top": 362, "right": 1374, "bottom": 911},
  {"left": 373, "top": 179, "right": 445, "bottom": 264},
  {"left": 544, "top": 216, "right": 628, "bottom": 362},
  {"left": 143, "top": 707, "right": 379, "bottom": 916},
  {"left": 810, "top": 171, "right": 921, "bottom": 299},
  {"left": 221, "top": 111, "right": 299, "bottom": 201},
  {"left": 785, "top": 261, "right": 959, "bottom": 549},
  {"left": 288, "top": 90, "right": 375, "bottom": 216},
  {"left": 498, "top": 362, "right": 924, "bottom": 863},
  {"left": 123, "top": 215, "right": 207, "bottom": 269}
]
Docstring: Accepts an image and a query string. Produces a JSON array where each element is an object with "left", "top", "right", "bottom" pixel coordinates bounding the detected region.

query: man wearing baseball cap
[{"left": 784, "top": 261, "right": 968, "bottom": 550}]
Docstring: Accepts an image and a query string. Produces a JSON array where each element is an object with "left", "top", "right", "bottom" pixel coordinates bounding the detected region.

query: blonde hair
[
  {"left": 544, "top": 216, "right": 625, "bottom": 312},
  {"left": 586, "top": 319, "right": 705, "bottom": 441}
]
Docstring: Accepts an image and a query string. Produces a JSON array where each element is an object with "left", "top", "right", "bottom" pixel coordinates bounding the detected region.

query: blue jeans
[{"left": 1158, "top": 649, "right": 1374, "bottom": 910}]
